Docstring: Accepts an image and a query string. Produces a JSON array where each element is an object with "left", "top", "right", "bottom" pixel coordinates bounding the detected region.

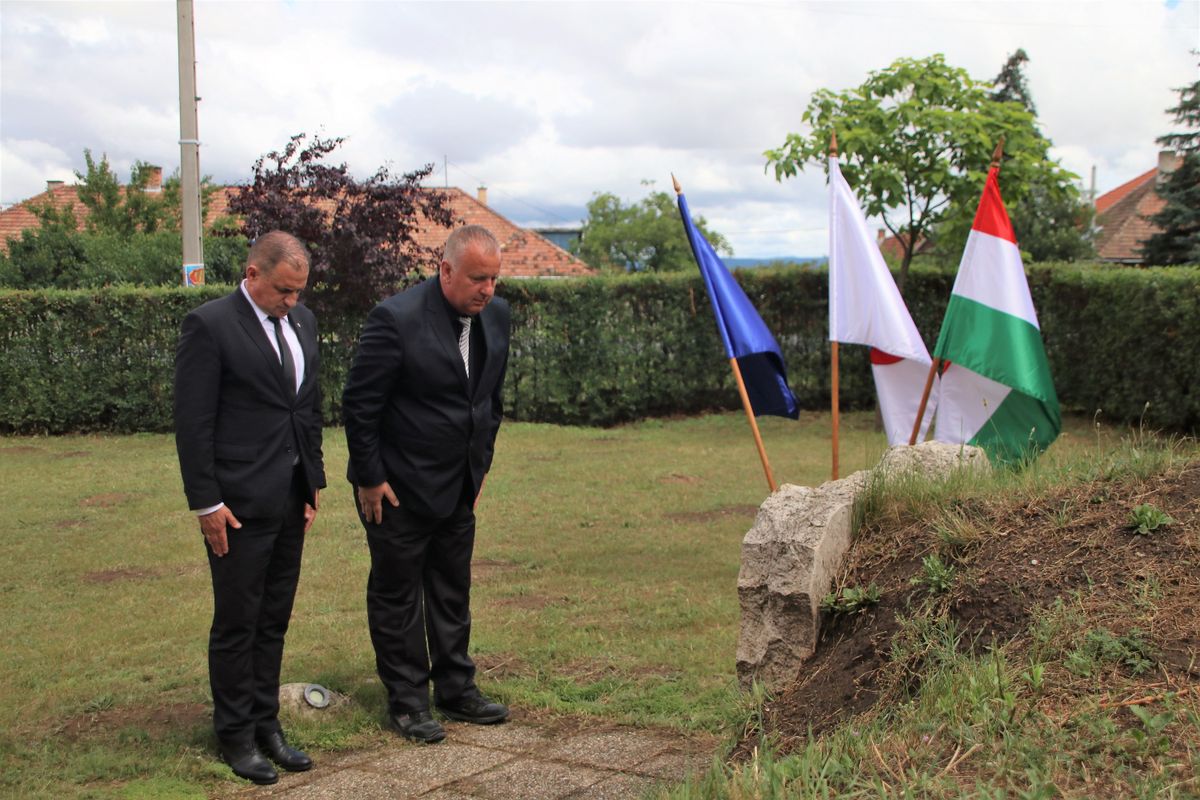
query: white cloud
[{"left": 2, "top": 0, "right": 1197, "bottom": 256}]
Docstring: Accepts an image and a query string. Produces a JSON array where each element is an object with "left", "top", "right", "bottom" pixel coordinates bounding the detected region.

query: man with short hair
[
  {"left": 174, "top": 230, "right": 325, "bottom": 784},
  {"left": 343, "top": 224, "right": 512, "bottom": 744}
]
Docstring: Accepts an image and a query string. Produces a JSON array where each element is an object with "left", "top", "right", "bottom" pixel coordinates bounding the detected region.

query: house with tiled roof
[
  {"left": 876, "top": 229, "right": 934, "bottom": 263},
  {"left": 412, "top": 187, "right": 592, "bottom": 278},
  {"left": 1093, "top": 151, "right": 1182, "bottom": 264},
  {"left": 0, "top": 174, "right": 592, "bottom": 278}
]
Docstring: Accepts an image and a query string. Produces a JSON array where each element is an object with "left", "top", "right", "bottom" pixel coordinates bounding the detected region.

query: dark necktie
[{"left": 268, "top": 315, "right": 297, "bottom": 396}]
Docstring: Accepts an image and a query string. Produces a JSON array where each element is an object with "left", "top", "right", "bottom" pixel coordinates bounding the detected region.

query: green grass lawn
[{"left": 0, "top": 411, "right": 1146, "bottom": 798}]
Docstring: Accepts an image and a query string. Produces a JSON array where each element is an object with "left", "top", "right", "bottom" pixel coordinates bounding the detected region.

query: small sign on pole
[{"left": 183, "top": 264, "right": 205, "bottom": 286}]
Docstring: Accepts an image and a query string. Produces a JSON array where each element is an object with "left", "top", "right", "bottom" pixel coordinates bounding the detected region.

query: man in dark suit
[
  {"left": 343, "top": 224, "right": 511, "bottom": 744},
  {"left": 174, "top": 230, "right": 326, "bottom": 785}
]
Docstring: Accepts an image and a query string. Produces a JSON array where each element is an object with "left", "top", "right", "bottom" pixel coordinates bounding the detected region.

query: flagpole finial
[
  {"left": 671, "top": 173, "right": 682, "bottom": 195},
  {"left": 829, "top": 130, "right": 838, "bottom": 157},
  {"left": 990, "top": 136, "right": 1006, "bottom": 170}
]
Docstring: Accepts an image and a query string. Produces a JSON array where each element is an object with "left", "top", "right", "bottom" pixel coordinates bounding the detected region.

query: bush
[
  {"left": 0, "top": 230, "right": 248, "bottom": 288},
  {"left": 0, "top": 263, "right": 1197, "bottom": 433}
]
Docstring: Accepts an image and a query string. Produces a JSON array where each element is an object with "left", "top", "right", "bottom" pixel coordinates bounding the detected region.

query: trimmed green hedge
[{"left": 1, "top": 264, "right": 1197, "bottom": 433}]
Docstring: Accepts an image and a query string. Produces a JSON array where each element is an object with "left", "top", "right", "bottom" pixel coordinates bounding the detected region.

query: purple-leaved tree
[{"left": 225, "top": 133, "right": 455, "bottom": 317}]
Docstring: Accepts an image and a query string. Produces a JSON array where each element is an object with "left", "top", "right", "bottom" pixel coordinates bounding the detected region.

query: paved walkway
[{"left": 221, "top": 719, "right": 718, "bottom": 800}]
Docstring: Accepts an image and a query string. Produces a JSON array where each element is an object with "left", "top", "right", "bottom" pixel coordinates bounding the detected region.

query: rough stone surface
[
  {"left": 736, "top": 442, "right": 987, "bottom": 691},
  {"left": 876, "top": 440, "right": 990, "bottom": 479}
]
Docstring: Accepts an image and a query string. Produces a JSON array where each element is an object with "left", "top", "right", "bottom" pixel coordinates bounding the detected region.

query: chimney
[
  {"left": 46, "top": 180, "right": 65, "bottom": 193},
  {"left": 147, "top": 165, "right": 163, "bottom": 193},
  {"left": 877, "top": 228, "right": 886, "bottom": 244},
  {"left": 477, "top": 185, "right": 488, "bottom": 206},
  {"left": 1157, "top": 150, "right": 1182, "bottom": 186}
]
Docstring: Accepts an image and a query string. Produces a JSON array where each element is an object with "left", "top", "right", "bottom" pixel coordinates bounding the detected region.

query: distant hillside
[{"left": 724, "top": 257, "right": 827, "bottom": 269}]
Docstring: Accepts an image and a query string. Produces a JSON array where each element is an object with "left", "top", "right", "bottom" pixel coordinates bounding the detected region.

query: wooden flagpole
[
  {"left": 674, "top": 173, "right": 777, "bottom": 494},
  {"left": 908, "top": 358, "right": 941, "bottom": 445},
  {"left": 829, "top": 131, "right": 840, "bottom": 480},
  {"left": 908, "top": 137, "right": 1006, "bottom": 446},
  {"left": 730, "top": 357, "right": 778, "bottom": 493}
]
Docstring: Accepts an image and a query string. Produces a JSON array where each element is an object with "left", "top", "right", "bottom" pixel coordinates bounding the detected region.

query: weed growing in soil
[{"left": 1129, "top": 502, "right": 1175, "bottom": 534}]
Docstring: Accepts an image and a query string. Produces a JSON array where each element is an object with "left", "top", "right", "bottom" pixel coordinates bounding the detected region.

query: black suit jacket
[
  {"left": 342, "top": 277, "right": 511, "bottom": 519},
  {"left": 174, "top": 288, "right": 326, "bottom": 519}
]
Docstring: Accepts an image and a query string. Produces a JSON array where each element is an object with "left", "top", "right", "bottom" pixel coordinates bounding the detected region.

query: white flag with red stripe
[{"left": 829, "top": 155, "right": 937, "bottom": 444}]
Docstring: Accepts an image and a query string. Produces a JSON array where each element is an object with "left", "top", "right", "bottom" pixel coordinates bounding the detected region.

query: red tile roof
[
  {"left": 1094, "top": 168, "right": 1155, "bottom": 215},
  {"left": 0, "top": 184, "right": 232, "bottom": 248},
  {"left": 1093, "top": 172, "right": 1167, "bottom": 264},
  {"left": 0, "top": 183, "right": 592, "bottom": 278},
  {"left": 414, "top": 188, "right": 593, "bottom": 278}
]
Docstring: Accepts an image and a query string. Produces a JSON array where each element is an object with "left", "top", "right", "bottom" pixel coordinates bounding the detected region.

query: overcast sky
[{"left": 2, "top": 0, "right": 1197, "bottom": 257}]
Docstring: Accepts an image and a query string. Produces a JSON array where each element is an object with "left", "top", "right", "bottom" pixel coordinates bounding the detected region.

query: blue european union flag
[{"left": 677, "top": 193, "right": 799, "bottom": 419}]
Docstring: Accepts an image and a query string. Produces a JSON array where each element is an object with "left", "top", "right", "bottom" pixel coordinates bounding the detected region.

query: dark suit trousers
[
  {"left": 359, "top": 497, "right": 477, "bottom": 714},
  {"left": 206, "top": 468, "right": 306, "bottom": 745}
]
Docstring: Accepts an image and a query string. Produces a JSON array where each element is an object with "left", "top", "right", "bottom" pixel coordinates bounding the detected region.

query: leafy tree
[
  {"left": 940, "top": 49, "right": 1094, "bottom": 264},
  {"left": 574, "top": 182, "right": 731, "bottom": 272},
  {"left": 74, "top": 149, "right": 165, "bottom": 236},
  {"left": 1141, "top": 59, "right": 1200, "bottom": 265},
  {"left": 991, "top": 48, "right": 1036, "bottom": 115},
  {"left": 27, "top": 195, "right": 80, "bottom": 235},
  {"left": 222, "top": 133, "right": 453, "bottom": 316},
  {"left": 764, "top": 54, "right": 1079, "bottom": 289},
  {"left": 161, "top": 168, "right": 225, "bottom": 234},
  {"left": 0, "top": 230, "right": 247, "bottom": 289}
]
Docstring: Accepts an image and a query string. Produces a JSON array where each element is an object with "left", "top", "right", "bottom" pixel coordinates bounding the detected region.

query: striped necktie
[{"left": 457, "top": 316, "right": 471, "bottom": 378}]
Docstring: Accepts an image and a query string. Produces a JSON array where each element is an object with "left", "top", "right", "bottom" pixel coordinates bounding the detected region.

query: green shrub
[
  {"left": 0, "top": 263, "right": 1197, "bottom": 433},
  {"left": 0, "top": 229, "right": 248, "bottom": 288}
]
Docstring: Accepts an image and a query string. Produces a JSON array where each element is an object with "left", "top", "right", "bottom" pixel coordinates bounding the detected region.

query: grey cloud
[{"left": 375, "top": 82, "right": 539, "bottom": 162}]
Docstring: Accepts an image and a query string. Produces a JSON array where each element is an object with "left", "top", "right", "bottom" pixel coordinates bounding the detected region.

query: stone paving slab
[
  {"left": 453, "top": 756, "right": 609, "bottom": 799},
  {"left": 218, "top": 719, "right": 717, "bottom": 800}
]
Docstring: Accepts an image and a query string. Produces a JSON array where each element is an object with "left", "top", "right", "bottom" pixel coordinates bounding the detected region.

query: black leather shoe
[
  {"left": 389, "top": 710, "right": 446, "bottom": 743},
  {"left": 220, "top": 743, "right": 279, "bottom": 785},
  {"left": 256, "top": 730, "right": 313, "bottom": 772},
  {"left": 436, "top": 693, "right": 509, "bottom": 724}
]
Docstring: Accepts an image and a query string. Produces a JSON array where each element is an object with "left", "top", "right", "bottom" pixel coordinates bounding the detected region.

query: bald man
[{"left": 343, "top": 225, "right": 512, "bottom": 744}]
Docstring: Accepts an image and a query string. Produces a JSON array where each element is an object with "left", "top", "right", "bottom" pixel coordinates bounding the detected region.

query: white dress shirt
[{"left": 194, "top": 282, "right": 307, "bottom": 517}]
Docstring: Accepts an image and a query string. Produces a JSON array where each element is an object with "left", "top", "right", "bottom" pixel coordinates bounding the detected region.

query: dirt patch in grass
[
  {"left": 476, "top": 652, "right": 530, "bottom": 680},
  {"left": 84, "top": 566, "right": 167, "bottom": 583},
  {"left": 473, "top": 558, "right": 519, "bottom": 581},
  {"left": 53, "top": 450, "right": 91, "bottom": 459},
  {"left": 660, "top": 473, "right": 702, "bottom": 485},
  {"left": 0, "top": 446, "right": 43, "bottom": 455},
  {"left": 488, "top": 593, "right": 560, "bottom": 611},
  {"left": 80, "top": 493, "right": 135, "bottom": 508},
  {"left": 83, "top": 565, "right": 202, "bottom": 583},
  {"left": 664, "top": 504, "right": 759, "bottom": 523},
  {"left": 745, "top": 464, "right": 1200, "bottom": 755},
  {"left": 55, "top": 518, "right": 86, "bottom": 529},
  {"left": 60, "top": 701, "right": 209, "bottom": 741}
]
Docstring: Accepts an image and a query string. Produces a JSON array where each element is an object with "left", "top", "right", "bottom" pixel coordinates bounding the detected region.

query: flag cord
[
  {"left": 729, "top": 357, "right": 778, "bottom": 493},
  {"left": 831, "top": 342, "right": 840, "bottom": 480},
  {"left": 908, "top": 358, "right": 942, "bottom": 446}
]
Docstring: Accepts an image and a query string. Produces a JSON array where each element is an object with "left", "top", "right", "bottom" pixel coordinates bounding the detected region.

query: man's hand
[
  {"left": 474, "top": 474, "right": 487, "bottom": 510},
  {"left": 199, "top": 506, "right": 241, "bottom": 557},
  {"left": 357, "top": 482, "right": 398, "bottom": 524},
  {"left": 303, "top": 488, "right": 320, "bottom": 534}
]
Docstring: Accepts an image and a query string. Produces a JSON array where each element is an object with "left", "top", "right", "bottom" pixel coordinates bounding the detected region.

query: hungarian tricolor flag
[
  {"left": 932, "top": 164, "right": 1061, "bottom": 463},
  {"left": 828, "top": 155, "right": 937, "bottom": 444}
]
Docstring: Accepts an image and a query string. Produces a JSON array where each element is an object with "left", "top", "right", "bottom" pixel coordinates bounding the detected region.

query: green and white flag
[{"left": 933, "top": 165, "right": 1061, "bottom": 463}]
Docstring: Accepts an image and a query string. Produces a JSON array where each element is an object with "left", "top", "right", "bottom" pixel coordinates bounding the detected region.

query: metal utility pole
[{"left": 177, "top": 0, "right": 204, "bottom": 285}]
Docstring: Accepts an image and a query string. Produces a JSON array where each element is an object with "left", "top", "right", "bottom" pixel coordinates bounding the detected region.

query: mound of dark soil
[{"left": 747, "top": 464, "right": 1200, "bottom": 755}]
